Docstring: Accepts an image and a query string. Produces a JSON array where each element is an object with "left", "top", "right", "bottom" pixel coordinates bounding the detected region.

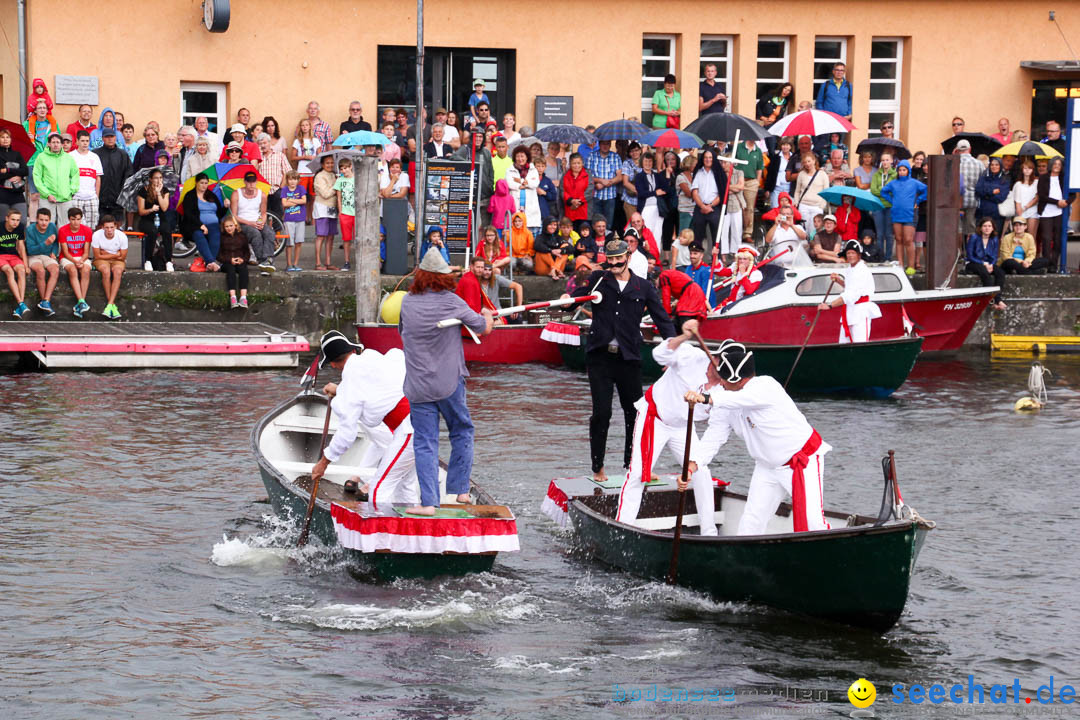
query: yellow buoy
[
  {"left": 379, "top": 290, "right": 407, "bottom": 325},
  {"left": 1014, "top": 396, "right": 1042, "bottom": 413}
]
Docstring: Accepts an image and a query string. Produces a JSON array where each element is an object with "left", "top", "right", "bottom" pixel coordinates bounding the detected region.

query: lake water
[{"left": 2, "top": 353, "right": 1078, "bottom": 719}]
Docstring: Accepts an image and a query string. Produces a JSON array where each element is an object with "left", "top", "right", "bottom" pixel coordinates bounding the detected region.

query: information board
[
  {"left": 535, "top": 96, "right": 574, "bottom": 128},
  {"left": 54, "top": 75, "right": 99, "bottom": 105},
  {"left": 422, "top": 159, "right": 478, "bottom": 253}
]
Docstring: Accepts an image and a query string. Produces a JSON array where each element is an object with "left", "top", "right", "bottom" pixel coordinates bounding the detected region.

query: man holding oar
[
  {"left": 616, "top": 319, "right": 720, "bottom": 536},
  {"left": 399, "top": 249, "right": 494, "bottom": 516},
  {"left": 687, "top": 341, "right": 832, "bottom": 535},
  {"left": 818, "top": 239, "right": 881, "bottom": 343},
  {"left": 310, "top": 331, "right": 420, "bottom": 511},
  {"left": 568, "top": 239, "right": 676, "bottom": 483}
]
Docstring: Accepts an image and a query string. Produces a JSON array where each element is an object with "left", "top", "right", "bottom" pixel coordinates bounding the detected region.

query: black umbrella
[
  {"left": 118, "top": 166, "right": 181, "bottom": 212},
  {"left": 593, "top": 119, "right": 650, "bottom": 141},
  {"left": 940, "top": 132, "right": 1002, "bottom": 157},
  {"left": 684, "top": 112, "right": 768, "bottom": 142},
  {"left": 854, "top": 137, "right": 911, "bottom": 160},
  {"left": 534, "top": 124, "right": 597, "bottom": 146}
]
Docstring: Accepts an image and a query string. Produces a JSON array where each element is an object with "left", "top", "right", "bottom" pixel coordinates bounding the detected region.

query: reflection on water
[{"left": 1, "top": 354, "right": 1079, "bottom": 718}]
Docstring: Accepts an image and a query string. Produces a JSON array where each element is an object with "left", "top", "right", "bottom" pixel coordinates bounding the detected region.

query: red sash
[
  {"left": 639, "top": 386, "right": 660, "bottom": 484},
  {"left": 383, "top": 396, "right": 410, "bottom": 432},
  {"left": 784, "top": 429, "right": 822, "bottom": 532},
  {"left": 840, "top": 296, "right": 869, "bottom": 341}
]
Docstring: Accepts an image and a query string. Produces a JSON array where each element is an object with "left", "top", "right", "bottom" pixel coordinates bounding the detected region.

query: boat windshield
[{"left": 766, "top": 240, "right": 814, "bottom": 269}]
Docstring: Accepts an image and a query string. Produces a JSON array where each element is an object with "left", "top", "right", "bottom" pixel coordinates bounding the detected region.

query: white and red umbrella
[{"left": 767, "top": 109, "right": 855, "bottom": 137}]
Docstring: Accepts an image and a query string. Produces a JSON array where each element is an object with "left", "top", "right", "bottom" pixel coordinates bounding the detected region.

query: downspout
[{"left": 17, "top": 0, "right": 27, "bottom": 114}]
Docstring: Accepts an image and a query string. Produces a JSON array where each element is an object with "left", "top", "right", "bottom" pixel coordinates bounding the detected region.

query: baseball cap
[
  {"left": 823, "top": 213, "right": 837, "bottom": 223},
  {"left": 435, "top": 107, "right": 448, "bottom": 115},
  {"left": 955, "top": 139, "right": 971, "bottom": 151},
  {"left": 473, "top": 79, "right": 485, "bottom": 87},
  {"left": 229, "top": 123, "right": 247, "bottom": 135},
  {"left": 102, "top": 128, "right": 116, "bottom": 137},
  {"left": 226, "top": 141, "right": 244, "bottom": 151},
  {"left": 60, "top": 133, "right": 73, "bottom": 142},
  {"left": 47, "top": 131, "right": 61, "bottom": 141}
]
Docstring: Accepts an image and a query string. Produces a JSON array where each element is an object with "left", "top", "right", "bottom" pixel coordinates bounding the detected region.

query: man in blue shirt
[
  {"left": 683, "top": 241, "right": 716, "bottom": 305},
  {"left": 815, "top": 63, "right": 852, "bottom": 120},
  {"left": 698, "top": 63, "right": 727, "bottom": 116}
]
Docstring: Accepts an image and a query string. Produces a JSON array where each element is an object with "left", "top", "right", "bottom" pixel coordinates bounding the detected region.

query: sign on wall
[
  {"left": 535, "top": 96, "right": 574, "bottom": 128},
  {"left": 54, "top": 75, "right": 99, "bottom": 106}
]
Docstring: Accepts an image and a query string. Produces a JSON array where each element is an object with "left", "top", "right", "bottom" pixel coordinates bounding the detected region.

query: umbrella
[
  {"left": 0, "top": 119, "right": 35, "bottom": 161},
  {"left": 593, "top": 119, "right": 650, "bottom": 141},
  {"left": 767, "top": 109, "right": 855, "bottom": 137},
  {"left": 854, "top": 137, "right": 911, "bottom": 160},
  {"left": 940, "top": 132, "right": 1001, "bottom": 157},
  {"left": 118, "top": 166, "right": 181, "bottom": 212},
  {"left": 684, "top": 112, "right": 767, "bottom": 141},
  {"left": 177, "top": 162, "right": 269, "bottom": 208},
  {"left": 639, "top": 128, "right": 704, "bottom": 150},
  {"left": 534, "top": 124, "right": 597, "bottom": 146},
  {"left": 818, "top": 186, "right": 884, "bottom": 213},
  {"left": 313, "top": 148, "right": 365, "bottom": 166},
  {"left": 990, "top": 140, "right": 1063, "bottom": 160},
  {"left": 508, "top": 135, "right": 542, "bottom": 150},
  {"left": 333, "top": 130, "right": 391, "bottom": 148}
]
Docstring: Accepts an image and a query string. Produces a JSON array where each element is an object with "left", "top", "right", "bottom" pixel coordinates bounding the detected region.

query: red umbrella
[
  {"left": 0, "top": 119, "right": 37, "bottom": 161},
  {"left": 767, "top": 109, "right": 855, "bottom": 137}
]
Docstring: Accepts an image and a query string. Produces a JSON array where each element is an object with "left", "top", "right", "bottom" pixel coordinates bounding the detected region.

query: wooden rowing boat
[
  {"left": 355, "top": 322, "right": 564, "bottom": 364},
  {"left": 544, "top": 462, "right": 934, "bottom": 632},
  {"left": 252, "top": 392, "right": 519, "bottom": 580}
]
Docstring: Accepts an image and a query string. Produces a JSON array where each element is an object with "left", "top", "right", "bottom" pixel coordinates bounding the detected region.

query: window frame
[
  {"left": 755, "top": 35, "right": 791, "bottom": 102},
  {"left": 866, "top": 38, "right": 903, "bottom": 137},
  {"left": 641, "top": 34, "right": 678, "bottom": 123},
  {"left": 699, "top": 35, "right": 735, "bottom": 109},
  {"left": 180, "top": 81, "right": 227, "bottom": 135},
  {"left": 812, "top": 37, "right": 848, "bottom": 103}
]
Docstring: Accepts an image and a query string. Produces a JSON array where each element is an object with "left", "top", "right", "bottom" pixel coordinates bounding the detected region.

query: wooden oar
[
  {"left": 666, "top": 398, "right": 696, "bottom": 585},
  {"left": 711, "top": 247, "right": 791, "bottom": 291},
  {"left": 784, "top": 280, "right": 835, "bottom": 390},
  {"left": 296, "top": 401, "right": 333, "bottom": 547},
  {"left": 435, "top": 293, "right": 601, "bottom": 328}
]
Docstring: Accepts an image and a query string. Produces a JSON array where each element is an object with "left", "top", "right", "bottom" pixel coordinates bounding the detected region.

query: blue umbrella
[
  {"left": 594, "top": 119, "right": 650, "bottom": 141},
  {"left": 639, "top": 128, "right": 704, "bottom": 150},
  {"left": 333, "top": 130, "right": 390, "bottom": 148},
  {"left": 818, "top": 186, "right": 884, "bottom": 212},
  {"left": 534, "top": 124, "right": 597, "bottom": 145}
]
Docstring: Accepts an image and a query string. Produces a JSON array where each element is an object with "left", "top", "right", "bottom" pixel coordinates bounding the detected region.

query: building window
[
  {"left": 756, "top": 36, "right": 790, "bottom": 103},
  {"left": 812, "top": 37, "right": 848, "bottom": 103},
  {"left": 699, "top": 35, "right": 734, "bottom": 108},
  {"left": 867, "top": 38, "right": 903, "bottom": 137},
  {"left": 642, "top": 34, "right": 677, "bottom": 127},
  {"left": 180, "top": 82, "right": 226, "bottom": 134}
]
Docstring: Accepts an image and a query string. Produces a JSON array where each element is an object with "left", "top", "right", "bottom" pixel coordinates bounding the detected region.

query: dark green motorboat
[
  {"left": 564, "top": 459, "right": 934, "bottom": 632},
  {"left": 556, "top": 324, "right": 923, "bottom": 397},
  {"left": 251, "top": 393, "right": 518, "bottom": 580}
]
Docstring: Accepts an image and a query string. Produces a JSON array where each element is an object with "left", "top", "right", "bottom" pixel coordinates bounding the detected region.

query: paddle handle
[
  {"left": 436, "top": 293, "right": 602, "bottom": 328},
  {"left": 712, "top": 248, "right": 790, "bottom": 290},
  {"left": 784, "top": 280, "right": 835, "bottom": 390},
  {"left": 666, "top": 399, "right": 696, "bottom": 585},
  {"left": 297, "top": 400, "right": 333, "bottom": 547}
]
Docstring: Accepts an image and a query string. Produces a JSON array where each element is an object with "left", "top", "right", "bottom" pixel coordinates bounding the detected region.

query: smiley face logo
[{"left": 848, "top": 678, "right": 876, "bottom": 708}]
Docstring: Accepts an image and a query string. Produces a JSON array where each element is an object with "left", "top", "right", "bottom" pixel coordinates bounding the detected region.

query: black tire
[
  {"left": 172, "top": 233, "right": 197, "bottom": 259},
  {"left": 267, "top": 212, "right": 287, "bottom": 257}
]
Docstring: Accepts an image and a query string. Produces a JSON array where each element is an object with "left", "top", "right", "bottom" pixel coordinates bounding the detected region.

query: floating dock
[
  {"left": 0, "top": 322, "right": 309, "bottom": 369},
  {"left": 990, "top": 334, "right": 1080, "bottom": 355}
]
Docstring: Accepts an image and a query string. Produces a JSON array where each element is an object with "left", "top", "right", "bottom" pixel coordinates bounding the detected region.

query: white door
[{"left": 180, "top": 82, "right": 227, "bottom": 133}]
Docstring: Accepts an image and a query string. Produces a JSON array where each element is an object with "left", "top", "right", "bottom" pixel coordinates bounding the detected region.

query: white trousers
[
  {"left": 719, "top": 211, "right": 742, "bottom": 255},
  {"left": 838, "top": 318, "right": 871, "bottom": 344},
  {"left": 369, "top": 420, "right": 420, "bottom": 511},
  {"left": 616, "top": 409, "right": 718, "bottom": 536},
  {"left": 799, "top": 203, "right": 823, "bottom": 228},
  {"left": 642, "top": 198, "right": 664, "bottom": 249},
  {"left": 736, "top": 451, "right": 829, "bottom": 535}
]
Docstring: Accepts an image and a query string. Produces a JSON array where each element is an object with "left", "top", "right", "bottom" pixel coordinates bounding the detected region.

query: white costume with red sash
[
  {"left": 705, "top": 375, "right": 832, "bottom": 535},
  {"left": 838, "top": 260, "right": 880, "bottom": 343},
  {"left": 616, "top": 338, "right": 719, "bottom": 535},
  {"left": 325, "top": 348, "right": 420, "bottom": 510}
]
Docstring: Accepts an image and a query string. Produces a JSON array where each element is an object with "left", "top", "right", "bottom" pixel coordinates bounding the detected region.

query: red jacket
[
  {"left": 455, "top": 270, "right": 486, "bottom": 313},
  {"left": 658, "top": 269, "right": 708, "bottom": 319},
  {"left": 834, "top": 205, "right": 861, "bottom": 242},
  {"left": 562, "top": 169, "right": 591, "bottom": 222}
]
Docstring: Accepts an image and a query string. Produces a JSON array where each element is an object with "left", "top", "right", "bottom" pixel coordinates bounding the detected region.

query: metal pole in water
[{"left": 414, "top": 0, "right": 425, "bottom": 270}]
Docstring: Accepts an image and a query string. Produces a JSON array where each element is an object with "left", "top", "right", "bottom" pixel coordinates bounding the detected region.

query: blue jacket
[
  {"left": 683, "top": 262, "right": 716, "bottom": 305},
  {"left": 965, "top": 233, "right": 1000, "bottom": 266},
  {"left": 879, "top": 161, "right": 927, "bottom": 224},
  {"left": 536, "top": 174, "right": 558, "bottom": 220},
  {"left": 815, "top": 79, "right": 852, "bottom": 117},
  {"left": 975, "top": 170, "right": 1010, "bottom": 218},
  {"left": 89, "top": 107, "right": 125, "bottom": 151},
  {"left": 419, "top": 225, "right": 451, "bottom": 265}
]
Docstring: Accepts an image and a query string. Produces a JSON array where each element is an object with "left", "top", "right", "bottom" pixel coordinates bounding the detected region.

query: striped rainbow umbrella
[{"left": 178, "top": 162, "right": 270, "bottom": 209}]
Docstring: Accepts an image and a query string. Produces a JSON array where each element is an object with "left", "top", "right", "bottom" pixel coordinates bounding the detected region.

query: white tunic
[
  {"left": 841, "top": 260, "right": 882, "bottom": 327},
  {"left": 325, "top": 348, "right": 407, "bottom": 462},
  {"left": 641, "top": 338, "right": 712, "bottom": 424},
  {"left": 706, "top": 375, "right": 830, "bottom": 467}
]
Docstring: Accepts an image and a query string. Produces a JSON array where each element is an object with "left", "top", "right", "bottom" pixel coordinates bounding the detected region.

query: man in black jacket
[
  {"left": 93, "top": 129, "right": 131, "bottom": 228},
  {"left": 569, "top": 239, "right": 676, "bottom": 482}
]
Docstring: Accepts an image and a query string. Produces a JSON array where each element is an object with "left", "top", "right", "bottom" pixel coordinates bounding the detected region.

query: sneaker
[
  {"left": 230, "top": 295, "right": 239, "bottom": 309},
  {"left": 111, "top": 304, "right": 122, "bottom": 319},
  {"left": 342, "top": 262, "right": 351, "bottom": 271},
  {"left": 260, "top": 270, "right": 270, "bottom": 277},
  {"left": 286, "top": 265, "right": 302, "bottom": 272},
  {"left": 18, "top": 302, "right": 30, "bottom": 318},
  {"left": 38, "top": 299, "right": 55, "bottom": 316},
  {"left": 144, "top": 261, "right": 153, "bottom": 271},
  {"left": 77, "top": 300, "right": 90, "bottom": 312},
  {"left": 238, "top": 296, "right": 249, "bottom": 309},
  {"left": 258, "top": 261, "right": 275, "bottom": 273},
  {"left": 73, "top": 304, "right": 83, "bottom": 319},
  {"left": 13, "top": 302, "right": 26, "bottom": 318},
  {"left": 905, "top": 266, "right": 916, "bottom": 277},
  {"left": 165, "top": 262, "right": 175, "bottom": 272}
]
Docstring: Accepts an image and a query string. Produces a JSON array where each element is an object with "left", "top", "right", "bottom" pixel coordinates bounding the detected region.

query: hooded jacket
[
  {"left": 93, "top": 141, "right": 132, "bottom": 207},
  {"left": 32, "top": 146, "right": 79, "bottom": 202},
  {"left": 975, "top": 167, "right": 1011, "bottom": 218},
  {"left": 879, "top": 160, "right": 927, "bottom": 224},
  {"left": 509, "top": 212, "right": 534, "bottom": 258},
  {"left": 26, "top": 78, "right": 53, "bottom": 116},
  {"left": 90, "top": 107, "right": 126, "bottom": 151},
  {"left": 760, "top": 191, "right": 803, "bottom": 222},
  {"left": 419, "top": 225, "right": 451, "bottom": 265},
  {"left": 0, "top": 145, "right": 29, "bottom": 206},
  {"left": 487, "top": 179, "right": 516, "bottom": 229},
  {"left": 870, "top": 165, "right": 898, "bottom": 209}
]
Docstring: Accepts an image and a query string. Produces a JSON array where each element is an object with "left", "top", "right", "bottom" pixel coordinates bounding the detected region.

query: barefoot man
[{"left": 399, "top": 248, "right": 494, "bottom": 516}]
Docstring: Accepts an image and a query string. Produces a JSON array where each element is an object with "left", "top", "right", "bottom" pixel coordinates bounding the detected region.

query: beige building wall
[{"left": 3, "top": 0, "right": 1079, "bottom": 154}]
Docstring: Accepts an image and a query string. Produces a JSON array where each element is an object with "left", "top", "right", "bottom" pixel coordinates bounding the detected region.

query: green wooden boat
[
  {"left": 251, "top": 393, "right": 517, "bottom": 580},
  {"left": 556, "top": 325, "right": 923, "bottom": 397},
  {"left": 565, "top": 463, "right": 934, "bottom": 632}
]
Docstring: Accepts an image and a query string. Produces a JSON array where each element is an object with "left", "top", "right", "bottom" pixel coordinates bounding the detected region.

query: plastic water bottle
[{"left": 153, "top": 215, "right": 160, "bottom": 231}]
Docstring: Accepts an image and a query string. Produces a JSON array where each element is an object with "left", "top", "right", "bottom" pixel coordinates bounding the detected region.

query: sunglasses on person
[
  {"left": 952, "top": 122, "right": 964, "bottom": 127},
  {"left": 882, "top": 125, "right": 893, "bottom": 130}
]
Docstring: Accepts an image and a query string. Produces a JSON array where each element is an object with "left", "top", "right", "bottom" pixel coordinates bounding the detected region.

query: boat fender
[
  {"left": 1014, "top": 396, "right": 1042, "bottom": 412},
  {"left": 379, "top": 290, "right": 407, "bottom": 325}
]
